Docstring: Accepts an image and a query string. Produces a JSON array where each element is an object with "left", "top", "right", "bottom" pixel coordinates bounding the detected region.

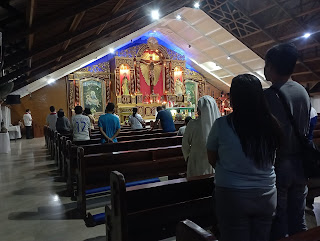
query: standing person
[
  {"left": 128, "top": 107, "right": 145, "bottom": 130},
  {"left": 23, "top": 109, "right": 33, "bottom": 139},
  {"left": 56, "top": 109, "right": 71, "bottom": 135},
  {"left": 83, "top": 107, "right": 95, "bottom": 130},
  {"left": 177, "top": 116, "right": 192, "bottom": 136},
  {"left": 151, "top": 105, "right": 176, "bottom": 132},
  {"left": 98, "top": 103, "right": 121, "bottom": 143},
  {"left": 182, "top": 95, "right": 220, "bottom": 177},
  {"left": 207, "top": 74, "right": 281, "bottom": 241},
  {"left": 264, "top": 43, "right": 310, "bottom": 240},
  {"left": 46, "top": 106, "right": 58, "bottom": 131},
  {"left": 308, "top": 106, "right": 318, "bottom": 141},
  {"left": 71, "top": 106, "right": 91, "bottom": 141}
]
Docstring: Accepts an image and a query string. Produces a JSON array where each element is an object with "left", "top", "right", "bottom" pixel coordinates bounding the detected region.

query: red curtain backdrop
[{"left": 139, "top": 67, "right": 163, "bottom": 97}]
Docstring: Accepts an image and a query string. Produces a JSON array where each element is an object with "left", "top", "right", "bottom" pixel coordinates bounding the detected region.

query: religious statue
[
  {"left": 175, "top": 78, "right": 185, "bottom": 96},
  {"left": 122, "top": 73, "right": 130, "bottom": 95},
  {"left": 86, "top": 90, "right": 100, "bottom": 107}
]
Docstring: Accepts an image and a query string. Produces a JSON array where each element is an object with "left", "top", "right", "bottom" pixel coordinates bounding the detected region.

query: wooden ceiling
[
  {"left": 0, "top": 0, "right": 193, "bottom": 91},
  {"left": 0, "top": 0, "right": 320, "bottom": 93}
]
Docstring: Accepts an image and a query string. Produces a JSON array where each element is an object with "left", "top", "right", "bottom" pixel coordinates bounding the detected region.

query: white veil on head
[{"left": 197, "top": 95, "right": 221, "bottom": 143}]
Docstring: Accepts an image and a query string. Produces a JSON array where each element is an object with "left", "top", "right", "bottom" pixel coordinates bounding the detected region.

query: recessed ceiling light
[
  {"left": 176, "top": 15, "right": 182, "bottom": 20},
  {"left": 151, "top": 10, "right": 160, "bottom": 20},
  {"left": 227, "top": 56, "right": 231, "bottom": 60},
  {"left": 110, "top": 48, "right": 115, "bottom": 53},
  {"left": 153, "top": 30, "right": 157, "bottom": 33},
  {"left": 303, "top": 32, "right": 311, "bottom": 38},
  {"left": 194, "top": 2, "right": 200, "bottom": 8}
]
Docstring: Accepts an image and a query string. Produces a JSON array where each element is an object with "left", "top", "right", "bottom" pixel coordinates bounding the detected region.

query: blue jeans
[{"left": 270, "top": 158, "right": 308, "bottom": 240}]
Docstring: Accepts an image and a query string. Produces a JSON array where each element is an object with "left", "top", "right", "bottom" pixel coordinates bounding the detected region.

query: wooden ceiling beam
[
  {"left": 57, "top": 11, "right": 86, "bottom": 62},
  {"left": 249, "top": 3, "right": 277, "bottom": 16},
  {"left": 5, "top": 0, "right": 116, "bottom": 42},
  {"left": 4, "top": 0, "right": 157, "bottom": 68},
  {"left": 4, "top": 13, "right": 148, "bottom": 83},
  {"left": 225, "top": 0, "right": 320, "bottom": 81},
  {"left": 112, "top": 0, "right": 127, "bottom": 14},
  {"left": 26, "top": 0, "right": 36, "bottom": 73},
  {"left": 264, "top": 6, "right": 320, "bottom": 29},
  {"left": 10, "top": 0, "right": 189, "bottom": 88},
  {"left": 93, "top": 0, "right": 126, "bottom": 36}
]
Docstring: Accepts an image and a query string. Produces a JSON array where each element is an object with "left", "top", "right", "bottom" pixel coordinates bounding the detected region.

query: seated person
[
  {"left": 177, "top": 116, "right": 192, "bottom": 136},
  {"left": 71, "top": 106, "right": 91, "bottom": 141},
  {"left": 151, "top": 105, "right": 176, "bottom": 133},
  {"left": 56, "top": 109, "right": 71, "bottom": 134},
  {"left": 98, "top": 103, "right": 121, "bottom": 143},
  {"left": 175, "top": 109, "right": 183, "bottom": 121},
  {"left": 128, "top": 107, "right": 145, "bottom": 130}
]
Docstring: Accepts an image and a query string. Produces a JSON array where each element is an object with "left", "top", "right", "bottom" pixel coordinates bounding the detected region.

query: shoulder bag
[{"left": 271, "top": 86, "right": 320, "bottom": 178}]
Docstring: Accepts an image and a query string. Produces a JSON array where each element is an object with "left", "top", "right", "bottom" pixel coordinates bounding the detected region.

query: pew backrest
[{"left": 106, "top": 171, "right": 214, "bottom": 241}]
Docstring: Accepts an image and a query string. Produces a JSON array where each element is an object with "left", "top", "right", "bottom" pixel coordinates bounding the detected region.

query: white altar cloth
[
  {"left": 8, "top": 126, "right": 22, "bottom": 140},
  {"left": 0, "top": 132, "right": 11, "bottom": 153}
]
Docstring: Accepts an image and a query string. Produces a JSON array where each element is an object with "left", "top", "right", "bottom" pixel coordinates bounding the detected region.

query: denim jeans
[
  {"left": 215, "top": 186, "right": 276, "bottom": 241},
  {"left": 270, "top": 158, "right": 308, "bottom": 240}
]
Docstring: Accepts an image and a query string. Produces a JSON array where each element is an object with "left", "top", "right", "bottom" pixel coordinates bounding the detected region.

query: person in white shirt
[
  {"left": 177, "top": 116, "right": 192, "bottom": 136},
  {"left": 71, "top": 106, "right": 91, "bottom": 141},
  {"left": 46, "top": 106, "right": 58, "bottom": 131},
  {"left": 128, "top": 107, "right": 145, "bottom": 130},
  {"left": 23, "top": 109, "right": 33, "bottom": 139}
]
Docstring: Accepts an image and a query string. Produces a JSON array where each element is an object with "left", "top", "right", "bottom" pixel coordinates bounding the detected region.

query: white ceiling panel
[{"left": 220, "top": 39, "right": 246, "bottom": 54}]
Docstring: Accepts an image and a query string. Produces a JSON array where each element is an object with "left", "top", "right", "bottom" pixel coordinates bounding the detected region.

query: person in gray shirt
[
  {"left": 46, "top": 106, "right": 58, "bottom": 131},
  {"left": 264, "top": 43, "right": 310, "bottom": 240},
  {"left": 56, "top": 109, "right": 70, "bottom": 135}
]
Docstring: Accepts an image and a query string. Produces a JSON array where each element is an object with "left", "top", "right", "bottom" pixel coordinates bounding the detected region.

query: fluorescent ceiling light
[{"left": 200, "top": 61, "right": 222, "bottom": 71}]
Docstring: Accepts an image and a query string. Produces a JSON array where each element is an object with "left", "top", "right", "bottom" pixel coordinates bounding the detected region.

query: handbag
[{"left": 271, "top": 86, "right": 320, "bottom": 178}]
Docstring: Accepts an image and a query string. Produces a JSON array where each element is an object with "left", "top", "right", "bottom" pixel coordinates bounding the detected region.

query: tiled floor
[
  {"left": 0, "top": 138, "right": 317, "bottom": 241},
  {"left": 0, "top": 138, "right": 105, "bottom": 241}
]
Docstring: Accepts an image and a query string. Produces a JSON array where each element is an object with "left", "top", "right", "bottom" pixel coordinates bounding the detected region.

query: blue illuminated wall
[{"left": 83, "top": 31, "right": 198, "bottom": 73}]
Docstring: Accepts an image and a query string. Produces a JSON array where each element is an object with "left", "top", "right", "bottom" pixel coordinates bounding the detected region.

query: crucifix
[{"left": 140, "top": 55, "right": 162, "bottom": 94}]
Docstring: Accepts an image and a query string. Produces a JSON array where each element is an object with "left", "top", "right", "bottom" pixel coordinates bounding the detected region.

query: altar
[{"left": 67, "top": 37, "right": 206, "bottom": 124}]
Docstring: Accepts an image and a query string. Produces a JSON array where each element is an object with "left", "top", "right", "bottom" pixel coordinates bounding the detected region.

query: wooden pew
[
  {"left": 176, "top": 220, "right": 217, "bottom": 241},
  {"left": 65, "top": 135, "right": 182, "bottom": 197},
  {"left": 105, "top": 171, "right": 214, "bottom": 241},
  {"left": 278, "top": 226, "right": 320, "bottom": 240},
  {"left": 78, "top": 145, "right": 186, "bottom": 219}
]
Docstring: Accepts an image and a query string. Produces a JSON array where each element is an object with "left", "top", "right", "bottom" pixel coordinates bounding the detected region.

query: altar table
[{"left": 8, "top": 126, "right": 22, "bottom": 140}]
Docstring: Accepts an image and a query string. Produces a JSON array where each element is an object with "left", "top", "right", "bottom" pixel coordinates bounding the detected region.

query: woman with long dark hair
[
  {"left": 128, "top": 107, "right": 145, "bottom": 130},
  {"left": 207, "top": 74, "right": 282, "bottom": 241}
]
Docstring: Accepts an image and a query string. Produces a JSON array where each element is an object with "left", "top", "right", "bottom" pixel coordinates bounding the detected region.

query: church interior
[{"left": 1, "top": 0, "right": 320, "bottom": 240}]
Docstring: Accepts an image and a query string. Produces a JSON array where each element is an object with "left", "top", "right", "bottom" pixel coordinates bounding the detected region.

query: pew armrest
[{"left": 176, "top": 219, "right": 217, "bottom": 241}]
